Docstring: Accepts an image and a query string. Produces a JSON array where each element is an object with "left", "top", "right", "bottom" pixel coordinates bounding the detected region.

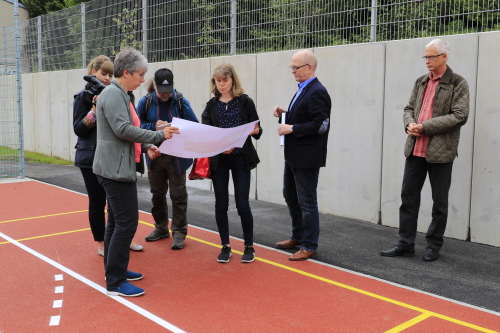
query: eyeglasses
[
  {"left": 289, "top": 64, "right": 310, "bottom": 71},
  {"left": 422, "top": 53, "right": 444, "bottom": 61}
]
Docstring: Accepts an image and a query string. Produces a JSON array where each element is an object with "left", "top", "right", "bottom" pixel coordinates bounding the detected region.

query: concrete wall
[{"left": 20, "top": 32, "right": 500, "bottom": 247}]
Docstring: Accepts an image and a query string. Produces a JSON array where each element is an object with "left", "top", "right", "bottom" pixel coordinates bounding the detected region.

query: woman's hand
[
  {"left": 249, "top": 123, "right": 260, "bottom": 136},
  {"left": 147, "top": 145, "right": 161, "bottom": 160},
  {"left": 223, "top": 148, "right": 234, "bottom": 154},
  {"left": 156, "top": 120, "right": 169, "bottom": 130},
  {"left": 163, "top": 126, "right": 180, "bottom": 139}
]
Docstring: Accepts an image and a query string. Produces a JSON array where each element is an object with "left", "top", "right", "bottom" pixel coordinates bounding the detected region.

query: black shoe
[
  {"left": 217, "top": 245, "right": 232, "bottom": 263},
  {"left": 144, "top": 229, "right": 169, "bottom": 242},
  {"left": 241, "top": 246, "right": 255, "bottom": 263},
  {"left": 422, "top": 248, "right": 439, "bottom": 262},
  {"left": 380, "top": 245, "right": 415, "bottom": 257}
]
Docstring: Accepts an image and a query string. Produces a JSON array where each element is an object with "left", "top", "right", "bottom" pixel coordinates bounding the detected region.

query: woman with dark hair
[
  {"left": 93, "top": 48, "right": 179, "bottom": 297},
  {"left": 202, "top": 63, "right": 262, "bottom": 263},
  {"left": 73, "top": 56, "right": 144, "bottom": 256}
]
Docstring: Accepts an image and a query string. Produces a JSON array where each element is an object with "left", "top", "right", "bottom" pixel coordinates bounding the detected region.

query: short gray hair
[
  {"left": 425, "top": 39, "right": 450, "bottom": 55},
  {"left": 113, "top": 48, "right": 148, "bottom": 78}
]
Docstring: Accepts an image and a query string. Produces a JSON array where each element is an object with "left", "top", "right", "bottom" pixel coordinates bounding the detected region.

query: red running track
[{"left": 0, "top": 180, "right": 499, "bottom": 332}]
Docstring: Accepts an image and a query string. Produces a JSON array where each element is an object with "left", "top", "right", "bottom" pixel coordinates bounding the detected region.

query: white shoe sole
[{"left": 106, "top": 290, "right": 144, "bottom": 297}]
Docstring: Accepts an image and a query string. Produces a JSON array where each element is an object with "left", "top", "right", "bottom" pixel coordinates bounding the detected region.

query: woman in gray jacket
[{"left": 93, "top": 48, "right": 179, "bottom": 297}]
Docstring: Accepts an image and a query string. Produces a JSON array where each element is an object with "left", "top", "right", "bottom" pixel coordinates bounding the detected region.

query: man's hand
[
  {"left": 223, "top": 148, "right": 234, "bottom": 154},
  {"left": 273, "top": 106, "right": 285, "bottom": 118},
  {"left": 156, "top": 120, "right": 169, "bottom": 130},
  {"left": 163, "top": 126, "right": 180, "bottom": 139},
  {"left": 407, "top": 122, "right": 424, "bottom": 137},
  {"left": 278, "top": 124, "right": 293, "bottom": 136},
  {"left": 147, "top": 145, "right": 161, "bottom": 160}
]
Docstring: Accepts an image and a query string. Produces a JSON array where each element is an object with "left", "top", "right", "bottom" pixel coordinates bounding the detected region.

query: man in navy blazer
[{"left": 274, "top": 49, "right": 332, "bottom": 261}]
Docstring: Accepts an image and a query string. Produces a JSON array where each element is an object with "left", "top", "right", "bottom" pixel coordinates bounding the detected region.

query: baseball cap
[{"left": 154, "top": 68, "right": 174, "bottom": 94}]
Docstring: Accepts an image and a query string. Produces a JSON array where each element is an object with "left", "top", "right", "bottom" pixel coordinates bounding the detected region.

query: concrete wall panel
[
  {"left": 32, "top": 72, "right": 52, "bottom": 156},
  {"left": 49, "top": 71, "right": 70, "bottom": 160},
  {"left": 470, "top": 31, "right": 500, "bottom": 246},
  {"left": 21, "top": 73, "right": 35, "bottom": 152},
  {"left": 256, "top": 50, "right": 299, "bottom": 205},
  {"left": 315, "top": 43, "right": 386, "bottom": 222},
  {"left": 173, "top": 58, "right": 212, "bottom": 190},
  {"left": 381, "top": 35, "right": 478, "bottom": 241}
]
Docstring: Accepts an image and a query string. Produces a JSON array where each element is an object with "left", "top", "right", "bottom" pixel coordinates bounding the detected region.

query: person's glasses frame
[
  {"left": 289, "top": 64, "right": 310, "bottom": 71},
  {"left": 422, "top": 53, "right": 444, "bottom": 61}
]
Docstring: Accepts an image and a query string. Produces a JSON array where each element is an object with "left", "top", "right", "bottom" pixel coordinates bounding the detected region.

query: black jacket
[
  {"left": 201, "top": 94, "right": 262, "bottom": 171},
  {"left": 284, "top": 78, "right": 331, "bottom": 168},
  {"left": 73, "top": 90, "right": 96, "bottom": 168}
]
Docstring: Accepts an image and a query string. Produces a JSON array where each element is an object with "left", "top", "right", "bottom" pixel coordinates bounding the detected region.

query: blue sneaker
[
  {"left": 107, "top": 281, "right": 145, "bottom": 297},
  {"left": 126, "top": 270, "right": 143, "bottom": 281}
]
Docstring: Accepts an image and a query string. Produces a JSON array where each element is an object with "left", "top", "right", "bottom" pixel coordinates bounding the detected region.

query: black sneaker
[
  {"left": 217, "top": 245, "right": 232, "bottom": 263},
  {"left": 241, "top": 246, "right": 255, "bottom": 263},
  {"left": 145, "top": 229, "right": 169, "bottom": 242}
]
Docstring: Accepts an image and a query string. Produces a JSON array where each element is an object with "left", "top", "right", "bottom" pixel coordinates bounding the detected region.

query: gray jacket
[
  {"left": 93, "top": 80, "right": 165, "bottom": 182},
  {"left": 403, "top": 66, "right": 469, "bottom": 163}
]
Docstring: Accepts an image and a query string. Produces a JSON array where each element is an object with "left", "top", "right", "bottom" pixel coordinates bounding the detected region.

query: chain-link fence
[
  {"left": 9, "top": 0, "right": 500, "bottom": 73},
  {"left": 0, "top": 0, "right": 23, "bottom": 178}
]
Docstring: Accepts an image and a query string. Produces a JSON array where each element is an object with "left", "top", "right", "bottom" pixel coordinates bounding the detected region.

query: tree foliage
[{"left": 21, "top": 0, "right": 90, "bottom": 18}]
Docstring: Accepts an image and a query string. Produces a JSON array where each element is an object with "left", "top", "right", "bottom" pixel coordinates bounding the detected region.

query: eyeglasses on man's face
[
  {"left": 422, "top": 53, "right": 444, "bottom": 61},
  {"left": 289, "top": 64, "right": 310, "bottom": 71}
]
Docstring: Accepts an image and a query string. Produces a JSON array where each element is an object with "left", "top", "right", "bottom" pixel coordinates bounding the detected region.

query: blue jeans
[
  {"left": 211, "top": 154, "right": 254, "bottom": 246},
  {"left": 283, "top": 161, "right": 320, "bottom": 252},
  {"left": 96, "top": 176, "right": 138, "bottom": 290}
]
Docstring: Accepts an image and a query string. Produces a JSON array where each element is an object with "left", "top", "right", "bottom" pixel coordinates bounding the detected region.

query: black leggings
[{"left": 80, "top": 167, "right": 106, "bottom": 242}]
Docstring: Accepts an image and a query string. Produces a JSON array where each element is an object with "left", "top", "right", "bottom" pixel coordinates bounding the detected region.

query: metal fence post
[
  {"left": 370, "top": 0, "right": 377, "bottom": 42},
  {"left": 14, "top": 0, "right": 24, "bottom": 177},
  {"left": 230, "top": 0, "right": 237, "bottom": 55},
  {"left": 37, "top": 16, "right": 42, "bottom": 72},
  {"left": 3, "top": 26, "right": 7, "bottom": 74},
  {"left": 81, "top": 3, "right": 86, "bottom": 68},
  {"left": 142, "top": 0, "right": 148, "bottom": 59}
]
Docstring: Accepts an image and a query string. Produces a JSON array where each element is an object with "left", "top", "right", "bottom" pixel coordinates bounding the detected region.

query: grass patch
[{"left": 0, "top": 146, "right": 73, "bottom": 165}]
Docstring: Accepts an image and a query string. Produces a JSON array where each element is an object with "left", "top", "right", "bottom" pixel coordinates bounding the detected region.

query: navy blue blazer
[{"left": 283, "top": 77, "right": 331, "bottom": 168}]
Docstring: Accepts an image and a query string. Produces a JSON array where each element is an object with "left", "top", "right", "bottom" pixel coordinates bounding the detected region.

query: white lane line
[
  {"left": 0, "top": 231, "right": 186, "bottom": 333},
  {"left": 49, "top": 316, "right": 60, "bottom": 326},
  {"left": 54, "top": 286, "right": 64, "bottom": 293},
  {"left": 53, "top": 300, "right": 63, "bottom": 308},
  {"left": 55, "top": 274, "right": 63, "bottom": 281}
]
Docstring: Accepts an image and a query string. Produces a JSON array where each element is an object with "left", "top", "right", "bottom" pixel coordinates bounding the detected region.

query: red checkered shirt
[{"left": 413, "top": 71, "right": 444, "bottom": 157}]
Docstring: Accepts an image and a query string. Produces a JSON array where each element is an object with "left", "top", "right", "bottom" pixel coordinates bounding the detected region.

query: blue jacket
[{"left": 136, "top": 90, "right": 199, "bottom": 175}]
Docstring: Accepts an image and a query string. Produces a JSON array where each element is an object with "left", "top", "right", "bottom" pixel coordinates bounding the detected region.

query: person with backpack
[{"left": 137, "top": 68, "right": 199, "bottom": 250}]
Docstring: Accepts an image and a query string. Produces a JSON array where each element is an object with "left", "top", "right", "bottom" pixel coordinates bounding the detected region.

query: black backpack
[{"left": 140, "top": 92, "right": 184, "bottom": 123}]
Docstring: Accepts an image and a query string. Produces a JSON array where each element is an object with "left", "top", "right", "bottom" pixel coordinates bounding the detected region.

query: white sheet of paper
[
  {"left": 159, "top": 118, "right": 259, "bottom": 158},
  {"left": 280, "top": 112, "right": 287, "bottom": 146}
]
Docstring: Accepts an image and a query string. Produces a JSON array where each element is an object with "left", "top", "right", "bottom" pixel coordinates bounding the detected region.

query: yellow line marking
[
  {"left": 2, "top": 217, "right": 497, "bottom": 332},
  {"left": 0, "top": 228, "right": 90, "bottom": 245},
  {"left": 0, "top": 210, "right": 88, "bottom": 224},
  {"left": 385, "top": 313, "right": 433, "bottom": 333},
  {"left": 141, "top": 219, "right": 495, "bottom": 333}
]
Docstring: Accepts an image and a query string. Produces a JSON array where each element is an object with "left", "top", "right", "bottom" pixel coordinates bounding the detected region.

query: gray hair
[
  {"left": 425, "top": 39, "right": 450, "bottom": 55},
  {"left": 113, "top": 48, "right": 148, "bottom": 78}
]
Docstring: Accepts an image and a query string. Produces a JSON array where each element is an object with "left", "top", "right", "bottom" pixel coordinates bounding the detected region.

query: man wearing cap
[{"left": 137, "top": 68, "right": 199, "bottom": 250}]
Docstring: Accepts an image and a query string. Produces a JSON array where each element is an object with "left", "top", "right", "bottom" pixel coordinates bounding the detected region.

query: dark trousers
[
  {"left": 80, "top": 167, "right": 106, "bottom": 242},
  {"left": 283, "top": 161, "right": 320, "bottom": 252},
  {"left": 398, "top": 154, "right": 453, "bottom": 250},
  {"left": 211, "top": 154, "right": 254, "bottom": 246},
  {"left": 148, "top": 154, "right": 188, "bottom": 239},
  {"left": 97, "top": 175, "right": 138, "bottom": 289}
]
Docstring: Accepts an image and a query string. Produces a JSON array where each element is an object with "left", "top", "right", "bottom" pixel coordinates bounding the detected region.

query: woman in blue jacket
[
  {"left": 73, "top": 55, "right": 143, "bottom": 256},
  {"left": 202, "top": 63, "right": 262, "bottom": 263}
]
